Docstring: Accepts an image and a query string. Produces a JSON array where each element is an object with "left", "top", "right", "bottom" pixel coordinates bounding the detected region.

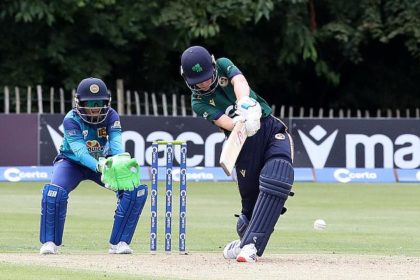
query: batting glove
[{"left": 236, "top": 96, "right": 262, "bottom": 137}]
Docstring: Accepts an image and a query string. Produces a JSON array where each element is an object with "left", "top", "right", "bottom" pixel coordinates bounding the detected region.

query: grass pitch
[{"left": 0, "top": 181, "right": 420, "bottom": 279}]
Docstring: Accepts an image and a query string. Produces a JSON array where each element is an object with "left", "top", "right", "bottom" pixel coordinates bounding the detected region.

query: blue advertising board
[
  {"left": 0, "top": 166, "right": 52, "bottom": 182},
  {"left": 294, "top": 168, "right": 314, "bottom": 182},
  {"left": 0, "top": 166, "right": 406, "bottom": 183},
  {"left": 395, "top": 169, "right": 420, "bottom": 183},
  {"left": 0, "top": 166, "right": 233, "bottom": 182},
  {"left": 315, "top": 168, "right": 396, "bottom": 183},
  {"left": 152, "top": 166, "right": 233, "bottom": 182}
]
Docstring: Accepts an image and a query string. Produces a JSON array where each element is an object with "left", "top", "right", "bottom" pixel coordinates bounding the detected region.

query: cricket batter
[
  {"left": 180, "top": 46, "right": 294, "bottom": 262},
  {"left": 39, "top": 77, "right": 147, "bottom": 255}
]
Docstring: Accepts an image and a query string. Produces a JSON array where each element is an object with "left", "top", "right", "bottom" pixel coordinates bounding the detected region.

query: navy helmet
[
  {"left": 74, "top": 77, "right": 111, "bottom": 124},
  {"left": 180, "top": 46, "right": 218, "bottom": 96}
]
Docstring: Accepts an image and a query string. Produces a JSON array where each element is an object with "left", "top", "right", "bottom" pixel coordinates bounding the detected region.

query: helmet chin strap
[
  {"left": 74, "top": 97, "right": 110, "bottom": 124},
  {"left": 77, "top": 107, "right": 110, "bottom": 124},
  {"left": 186, "top": 68, "right": 219, "bottom": 97}
]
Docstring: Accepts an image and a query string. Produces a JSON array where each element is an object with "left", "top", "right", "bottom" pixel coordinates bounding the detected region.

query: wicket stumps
[{"left": 150, "top": 140, "right": 187, "bottom": 254}]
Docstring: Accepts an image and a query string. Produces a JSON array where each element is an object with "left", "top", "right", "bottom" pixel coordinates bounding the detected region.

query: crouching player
[
  {"left": 39, "top": 77, "right": 147, "bottom": 255},
  {"left": 180, "top": 46, "right": 294, "bottom": 262}
]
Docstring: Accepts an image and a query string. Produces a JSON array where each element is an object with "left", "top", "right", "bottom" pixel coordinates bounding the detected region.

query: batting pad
[
  {"left": 40, "top": 184, "right": 69, "bottom": 246},
  {"left": 240, "top": 159, "right": 294, "bottom": 256},
  {"left": 110, "top": 184, "right": 148, "bottom": 245},
  {"left": 236, "top": 214, "right": 249, "bottom": 239}
]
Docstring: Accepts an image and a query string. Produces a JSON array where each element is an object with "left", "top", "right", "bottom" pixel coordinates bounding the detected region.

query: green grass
[
  {"left": 279, "top": 183, "right": 420, "bottom": 255},
  {"left": 0, "top": 263, "right": 164, "bottom": 280},
  {"left": 1, "top": 181, "right": 420, "bottom": 278}
]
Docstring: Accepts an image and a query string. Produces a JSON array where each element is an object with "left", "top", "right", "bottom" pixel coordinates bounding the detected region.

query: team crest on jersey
[
  {"left": 275, "top": 133, "right": 285, "bottom": 140},
  {"left": 86, "top": 140, "right": 103, "bottom": 152},
  {"left": 240, "top": 169, "right": 246, "bottom": 177},
  {"left": 89, "top": 84, "right": 99, "bottom": 93},
  {"left": 97, "top": 127, "right": 107, "bottom": 138},
  {"left": 218, "top": 76, "right": 229, "bottom": 87},
  {"left": 209, "top": 99, "right": 215, "bottom": 106},
  {"left": 111, "top": 121, "right": 121, "bottom": 128},
  {"left": 82, "top": 130, "right": 88, "bottom": 139},
  {"left": 203, "top": 112, "right": 209, "bottom": 119}
]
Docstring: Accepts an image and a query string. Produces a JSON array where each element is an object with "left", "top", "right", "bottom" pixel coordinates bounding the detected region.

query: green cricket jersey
[{"left": 191, "top": 57, "right": 272, "bottom": 132}]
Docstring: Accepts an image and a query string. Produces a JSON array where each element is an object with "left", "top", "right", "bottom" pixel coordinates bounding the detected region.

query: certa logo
[{"left": 298, "top": 125, "right": 338, "bottom": 168}]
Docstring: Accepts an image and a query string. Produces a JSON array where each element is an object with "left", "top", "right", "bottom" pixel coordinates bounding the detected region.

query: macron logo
[{"left": 298, "top": 125, "right": 338, "bottom": 168}]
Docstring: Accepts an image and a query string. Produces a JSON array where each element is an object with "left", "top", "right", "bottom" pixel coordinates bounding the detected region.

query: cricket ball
[{"left": 313, "top": 219, "right": 327, "bottom": 230}]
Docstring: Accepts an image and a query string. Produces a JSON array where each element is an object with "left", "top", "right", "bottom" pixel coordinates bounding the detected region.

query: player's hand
[
  {"left": 100, "top": 153, "right": 140, "bottom": 191},
  {"left": 232, "top": 115, "right": 245, "bottom": 126},
  {"left": 236, "top": 96, "right": 262, "bottom": 137},
  {"left": 96, "top": 157, "right": 108, "bottom": 173}
]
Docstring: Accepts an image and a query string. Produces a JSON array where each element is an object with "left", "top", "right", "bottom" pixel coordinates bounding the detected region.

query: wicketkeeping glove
[
  {"left": 97, "top": 157, "right": 109, "bottom": 173},
  {"left": 236, "top": 96, "right": 262, "bottom": 137},
  {"left": 99, "top": 153, "right": 140, "bottom": 191}
]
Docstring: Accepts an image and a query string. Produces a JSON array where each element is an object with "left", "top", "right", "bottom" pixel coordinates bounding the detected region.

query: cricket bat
[{"left": 219, "top": 121, "right": 247, "bottom": 176}]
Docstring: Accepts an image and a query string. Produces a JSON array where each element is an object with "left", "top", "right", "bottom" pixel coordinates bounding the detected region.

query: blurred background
[{"left": 1, "top": 0, "right": 420, "bottom": 116}]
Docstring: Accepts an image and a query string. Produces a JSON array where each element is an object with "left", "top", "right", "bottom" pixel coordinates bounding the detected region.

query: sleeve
[
  {"left": 63, "top": 118, "right": 98, "bottom": 172},
  {"left": 107, "top": 110, "right": 124, "bottom": 155},
  {"left": 216, "top": 57, "right": 242, "bottom": 80},
  {"left": 192, "top": 99, "right": 224, "bottom": 122}
]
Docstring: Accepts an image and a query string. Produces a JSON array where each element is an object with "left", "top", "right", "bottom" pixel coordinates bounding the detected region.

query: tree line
[{"left": 1, "top": 0, "right": 420, "bottom": 111}]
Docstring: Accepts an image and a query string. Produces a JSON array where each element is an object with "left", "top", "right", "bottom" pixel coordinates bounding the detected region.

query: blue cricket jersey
[{"left": 56, "top": 108, "right": 124, "bottom": 171}]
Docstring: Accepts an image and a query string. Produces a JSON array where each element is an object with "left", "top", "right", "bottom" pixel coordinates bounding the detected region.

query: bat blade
[{"left": 219, "top": 122, "right": 247, "bottom": 176}]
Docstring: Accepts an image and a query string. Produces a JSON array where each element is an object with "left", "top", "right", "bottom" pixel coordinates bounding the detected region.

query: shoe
[
  {"left": 108, "top": 241, "right": 133, "bottom": 254},
  {"left": 40, "top": 241, "right": 58, "bottom": 255},
  {"left": 223, "top": 239, "right": 241, "bottom": 259},
  {"left": 236, "top": 243, "right": 257, "bottom": 263}
]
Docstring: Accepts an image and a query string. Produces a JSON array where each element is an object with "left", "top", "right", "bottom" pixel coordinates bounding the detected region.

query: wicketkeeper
[
  {"left": 39, "top": 77, "right": 147, "bottom": 255},
  {"left": 180, "top": 46, "right": 294, "bottom": 262}
]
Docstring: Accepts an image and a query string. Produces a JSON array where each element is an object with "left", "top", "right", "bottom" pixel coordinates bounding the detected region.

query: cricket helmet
[
  {"left": 74, "top": 77, "right": 111, "bottom": 124},
  {"left": 180, "top": 46, "right": 218, "bottom": 96}
]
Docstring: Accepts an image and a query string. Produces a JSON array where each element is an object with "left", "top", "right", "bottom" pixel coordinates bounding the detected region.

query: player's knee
[
  {"left": 41, "top": 184, "right": 68, "bottom": 218},
  {"left": 42, "top": 184, "right": 68, "bottom": 203},
  {"left": 236, "top": 213, "right": 249, "bottom": 239},
  {"left": 127, "top": 184, "right": 148, "bottom": 202},
  {"left": 118, "top": 184, "right": 148, "bottom": 214},
  {"left": 118, "top": 184, "right": 148, "bottom": 201},
  {"left": 259, "top": 158, "right": 294, "bottom": 200},
  {"left": 134, "top": 184, "right": 148, "bottom": 205}
]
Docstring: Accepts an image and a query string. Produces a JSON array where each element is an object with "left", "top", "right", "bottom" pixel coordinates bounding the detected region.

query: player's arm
[
  {"left": 220, "top": 60, "right": 261, "bottom": 137},
  {"left": 63, "top": 118, "right": 98, "bottom": 171},
  {"left": 214, "top": 115, "right": 241, "bottom": 131},
  {"left": 231, "top": 74, "right": 250, "bottom": 100},
  {"left": 213, "top": 75, "right": 250, "bottom": 131},
  {"left": 192, "top": 100, "right": 241, "bottom": 131},
  {"left": 217, "top": 57, "right": 249, "bottom": 101},
  {"left": 107, "top": 110, "right": 124, "bottom": 155}
]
